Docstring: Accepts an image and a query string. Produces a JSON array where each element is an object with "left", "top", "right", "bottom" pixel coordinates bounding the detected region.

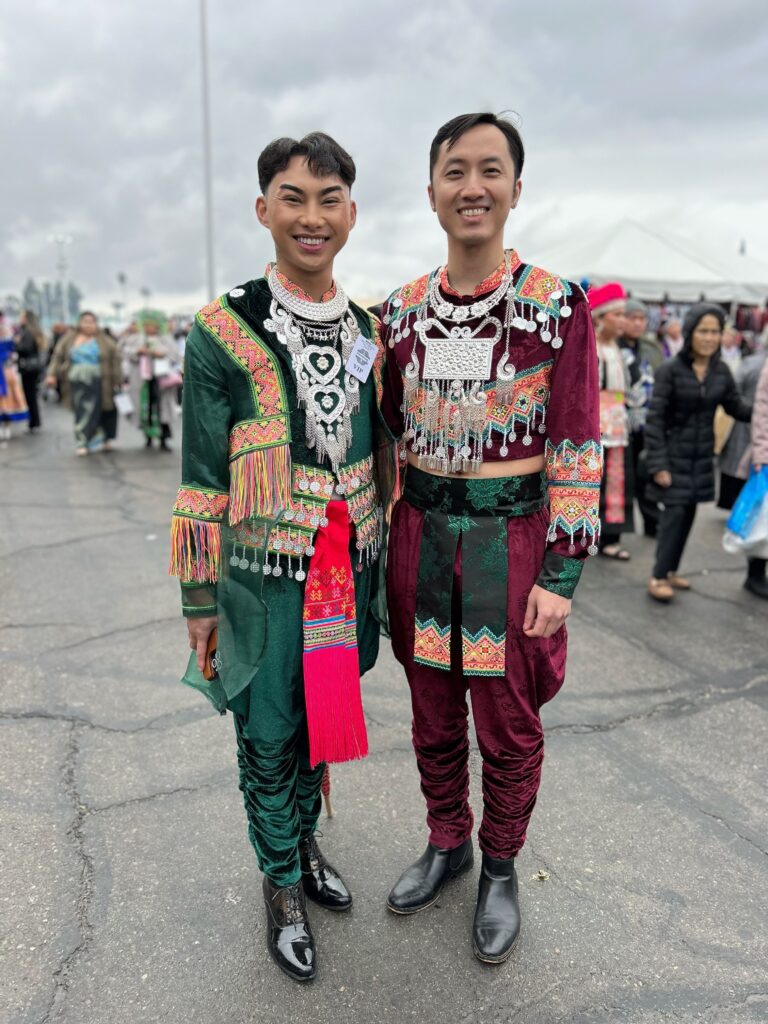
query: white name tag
[{"left": 345, "top": 333, "right": 378, "bottom": 383}]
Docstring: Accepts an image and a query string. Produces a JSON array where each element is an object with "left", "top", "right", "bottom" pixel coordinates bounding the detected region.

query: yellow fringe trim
[
  {"left": 229, "top": 445, "right": 292, "bottom": 525},
  {"left": 169, "top": 515, "right": 222, "bottom": 583}
]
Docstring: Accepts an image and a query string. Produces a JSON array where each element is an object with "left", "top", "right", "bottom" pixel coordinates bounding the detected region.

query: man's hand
[
  {"left": 186, "top": 615, "right": 218, "bottom": 672},
  {"left": 523, "top": 585, "right": 571, "bottom": 639},
  {"left": 653, "top": 470, "right": 672, "bottom": 488}
]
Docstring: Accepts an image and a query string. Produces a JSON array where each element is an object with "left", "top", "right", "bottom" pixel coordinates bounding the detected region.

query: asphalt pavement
[{"left": 2, "top": 404, "right": 767, "bottom": 1024}]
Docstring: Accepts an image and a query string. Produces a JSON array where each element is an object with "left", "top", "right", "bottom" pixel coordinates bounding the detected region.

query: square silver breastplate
[{"left": 422, "top": 338, "right": 495, "bottom": 381}]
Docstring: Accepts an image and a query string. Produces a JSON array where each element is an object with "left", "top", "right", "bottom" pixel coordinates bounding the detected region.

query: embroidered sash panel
[
  {"left": 405, "top": 468, "right": 547, "bottom": 677},
  {"left": 545, "top": 439, "right": 602, "bottom": 552}
]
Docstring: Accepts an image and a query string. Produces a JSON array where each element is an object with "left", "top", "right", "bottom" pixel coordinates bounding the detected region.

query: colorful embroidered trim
[
  {"left": 172, "top": 486, "right": 229, "bottom": 521},
  {"left": 515, "top": 264, "right": 571, "bottom": 317},
  {"left": 546, "top": 438, "right": 603, "bottom": 550},
  {"left": 228, "top": 418, "right": 291, "bottom": 459},
  {"left": 439, "top": 250, "right": 523, "bottom": 298},
  {"left": 461, "top": 625, "right": 505, "bottom": 677},
  {"left": 196, "top": 296, "right": 290, "bottom": 421},
  {"left": 414, "top": 616, "right": 451, "bottom": 671}
]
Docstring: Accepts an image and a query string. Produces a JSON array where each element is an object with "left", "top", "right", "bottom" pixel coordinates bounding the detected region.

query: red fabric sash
[
  {"left": 302, "top": 500, "right": 368, "bottom": 767},
  {"left": 604, "top": 445, "right": 626, "bottom": 524}
]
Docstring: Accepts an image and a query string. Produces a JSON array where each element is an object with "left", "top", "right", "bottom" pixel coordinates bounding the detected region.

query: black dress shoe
[
  {"left": 262, "top": 876, "right": 316, "bottom": 982},
  {"left": 387, "top": 838, "right": 473, "bottom": 914},
  {"left": 472, "top": 853, "right": 520, "bottom": 964},
  {"left": 299, "top": 834, "right": 352, "bottom": 912},
  {"left": 744, "top": 576, "right": 768, "bottom": 599}
]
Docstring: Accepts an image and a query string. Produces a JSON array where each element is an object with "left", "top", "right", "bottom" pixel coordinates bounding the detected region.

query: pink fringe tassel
[
  {"left": 169, "top": 516, "right": 222, "bottom": 582},
  {"left": 229, "top": 445, "right": 292, "bottom": 525}
]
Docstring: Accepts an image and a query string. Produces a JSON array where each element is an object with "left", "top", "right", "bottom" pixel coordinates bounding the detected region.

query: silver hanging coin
[
  {"left": 250, "top": 561, "right": 260, "bottom": 573},
  {"left": 295, "top": 569, "right": 306, "bottom": 582},
  {"left": 272, "top": 565, "right": 283, "bottom": 577},
  {"left": 552, "top": 337, "right": 563, "bottom": 349},
  {"left": 229, "top": 287, "right": 245, "bottom": 298},
  {"left": 309, "top": 481, "right": 320, "bottom": 494},
  {"left": 305, "top": 544, "right": 315, "bottom": 556},
  {"left": 523, "top": 435, "right": 532, "bottom": 446},
  {"left": 298, "top": 478, "right": 310, "bottom": 491},
  {"left": 560, "top": 305, "right": 572, "bottom": 318},
  {"left": 238, "top": 557, "right": 249, "bottom": 570},
  {"left": 588, "top": 544, "right": 598, "bottom": 556},
  {"left": 541, "top": 330, "right": 552, "bottom": 343},
  {"left": 310, "top": 514, "right": 320, "bottom": 527},
  {"left": 538, "top": 423, "right": 546, "bottom": 433},
  {"left": 230, "top": 554, "right": 239, "bottom": 567},
  {"left": 263, "top": 563, "right": 272, "bottom": 576},
  {"left": 525, "top": 321, "right": 536, "bottom": 333},
  {"left": 320, "top": 517, "right": 329, "bottom": 527},
  {"left": 536, "top": 311, "right": 548, "bottom": 323}
]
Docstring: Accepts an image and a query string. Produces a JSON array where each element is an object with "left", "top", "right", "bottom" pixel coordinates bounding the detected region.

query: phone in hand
[{"left": 203, "top": 628, "right": 220, "bottom": 681}]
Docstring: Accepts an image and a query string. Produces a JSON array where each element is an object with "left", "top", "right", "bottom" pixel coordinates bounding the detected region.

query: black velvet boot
[
  {"left": 744, "top": 558, "right": 768, "bottom": 599},
  {"left": 299, "top": 834, "right": 352, "bottom": 911},
  {"left": 262, "top": 876, "right": 316, "bottom": 982},
  {"left": 386, "top": 838, "right": 473, "bottom": 914},
  {"left": 472, "top": 853, "right": 520, "bottom": 964}
]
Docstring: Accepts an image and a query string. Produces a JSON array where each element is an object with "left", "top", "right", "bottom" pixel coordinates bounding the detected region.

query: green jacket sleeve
[{"left": 169, "top": 323, "right": 232, "bottom": 617}]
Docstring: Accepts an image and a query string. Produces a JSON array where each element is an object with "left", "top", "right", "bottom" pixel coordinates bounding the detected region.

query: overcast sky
[{"left": 2, "top": 0, "right": 767, "bottom": 316}]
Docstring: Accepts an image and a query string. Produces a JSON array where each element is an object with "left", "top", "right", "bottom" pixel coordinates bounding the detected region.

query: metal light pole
[
  {"left": 49, "top": 234, "right": 73, "bottom": 323},
  {"left": 199, "top": 0, "right": 216, "bottom": 299}
]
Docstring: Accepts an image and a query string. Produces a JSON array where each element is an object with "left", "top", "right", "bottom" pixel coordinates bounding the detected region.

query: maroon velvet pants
[{"left": 387, "top": 498, "right": 567, "bottom": 859}]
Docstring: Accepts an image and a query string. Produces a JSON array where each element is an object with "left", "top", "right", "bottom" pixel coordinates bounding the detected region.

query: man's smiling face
[
  {"left": 428, "top": 123, "right": 521, "bottom": 247},
  {"left": 256, "top": 155, "right": 356, "bottom": 279}
]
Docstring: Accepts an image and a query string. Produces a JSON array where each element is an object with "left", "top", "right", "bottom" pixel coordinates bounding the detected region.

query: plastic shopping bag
[{"left": 723, "top": 466, "right": 768, "bottom": 557}]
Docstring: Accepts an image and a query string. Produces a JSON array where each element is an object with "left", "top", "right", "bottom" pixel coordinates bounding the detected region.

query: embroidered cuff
[
  {"left": 536, "top": 551, "right": 584, "bottom": 599},
  {"left": 545, "top": 438, "right": 602, "bottom": 554}
]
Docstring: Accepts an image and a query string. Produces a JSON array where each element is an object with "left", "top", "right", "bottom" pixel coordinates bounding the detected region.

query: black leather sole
[
  {"left": 386, "top": 855, "right": 474, "bottom": 916},
  {"left": 472, "top": 931, "right": 520, "bottom": 964}
]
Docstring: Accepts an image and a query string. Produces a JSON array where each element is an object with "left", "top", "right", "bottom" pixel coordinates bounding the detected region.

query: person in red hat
[{"left": 588, "top": 282, "right": 635, "bottom": 559}]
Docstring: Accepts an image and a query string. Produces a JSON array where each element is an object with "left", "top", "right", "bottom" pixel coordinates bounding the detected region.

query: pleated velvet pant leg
[
  {"left": 228, "top": 574, "right": 324, "bottom": 888},
  {"left": 388, "top": 499, "right": 567, "bottom": 859}
]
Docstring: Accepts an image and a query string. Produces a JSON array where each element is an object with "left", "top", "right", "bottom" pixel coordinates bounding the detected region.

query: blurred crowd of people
[
  {"left": 588, "top": 286, "right": 768, "bottom": 601},
  {"left": 0, "top": 307, "right": 190, "bottom": 454},
  {"left": 3, "top": 292, "right": 768, "bottom": 601}
]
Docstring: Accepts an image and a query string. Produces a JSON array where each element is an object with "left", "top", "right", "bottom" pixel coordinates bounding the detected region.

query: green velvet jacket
[{"left": 170, "top": 277, "right": 395, "bottom": 706}]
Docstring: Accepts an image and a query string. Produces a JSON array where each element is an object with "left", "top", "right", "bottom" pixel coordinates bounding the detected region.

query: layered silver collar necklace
[{"left": 265, "top": 266, "right": 359, "bottom": 473}]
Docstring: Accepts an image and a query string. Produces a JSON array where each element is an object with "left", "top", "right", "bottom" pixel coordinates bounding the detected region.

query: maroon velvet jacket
[{"left": 380, "top": 251, "right": 602, "bottom": 574}]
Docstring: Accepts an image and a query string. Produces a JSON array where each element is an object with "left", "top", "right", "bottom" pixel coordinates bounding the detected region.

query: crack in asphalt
[
  {"left": 546, "top": 672, "right": 768, "bottom": 736},
  {"left": 53, "top": 616, "right": 180, "bottom": 652},
  {"left": 695, "top": 806, "right": 768, "bottom": 858},
  {"left": 36, "top": 723, "right": 95, "bottom": 1024},
  {"left": 0, "top": 704, "right": 214, "bottom": 735},
  {"left": 85, "top": 777, "right": 230, "bottom": 816}
]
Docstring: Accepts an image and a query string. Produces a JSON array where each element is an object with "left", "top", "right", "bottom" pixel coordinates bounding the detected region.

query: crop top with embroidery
[{"left": 380, "top": 250, "right": 603, "bottom": 589}]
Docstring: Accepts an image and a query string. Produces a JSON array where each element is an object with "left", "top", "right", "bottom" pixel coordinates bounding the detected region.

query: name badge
[{"left": 345, "top": 334, "right": 378, "bottom": 383}]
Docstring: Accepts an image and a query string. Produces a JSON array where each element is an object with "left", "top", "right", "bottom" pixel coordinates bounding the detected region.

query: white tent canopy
[{"left": 526, "top": 220, "right": 768, "bottom": 304}]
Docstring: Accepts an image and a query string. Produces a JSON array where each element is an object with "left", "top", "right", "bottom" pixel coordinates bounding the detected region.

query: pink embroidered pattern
[
  {"left": 197, "top": 298, "right": 286, "bottom": 418},
  {"left": 228, "top": 418, "right": 290, "bottom": 459},
  {"left": 173, "top": 487, "right": 228, "bottom": 521},
  {"left": 414, "top": 617, "right": 451, "bottom": 671},
  {"left": 545, "top": 439, "right": 602, "bottom": 545}
]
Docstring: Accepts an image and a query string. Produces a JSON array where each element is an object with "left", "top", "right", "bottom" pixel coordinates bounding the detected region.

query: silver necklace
[{"left": 264, "top": 272, "right": 359, "bottom": 473}]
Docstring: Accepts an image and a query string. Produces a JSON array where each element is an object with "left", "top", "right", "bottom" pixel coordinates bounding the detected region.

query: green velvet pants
[{"left": 228, "top": 572, "right": 323, "bottom": 887}]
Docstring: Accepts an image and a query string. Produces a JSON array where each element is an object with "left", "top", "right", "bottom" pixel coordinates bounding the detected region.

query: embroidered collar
[
  {"left": 438, "top": 248, "right": 522, "bottom": 299},
  {"left": 268, "top": 264, "right": 337, "bottom": 304}
]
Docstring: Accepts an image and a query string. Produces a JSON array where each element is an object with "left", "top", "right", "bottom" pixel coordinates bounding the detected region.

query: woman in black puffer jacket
[{"left": 645, "top": 303, "right": 751, "bottom": 601}]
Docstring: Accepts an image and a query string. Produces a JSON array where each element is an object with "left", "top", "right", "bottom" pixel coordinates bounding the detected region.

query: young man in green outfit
[{"left": 170, "top": 133, "right": 391, "bottom": 982}]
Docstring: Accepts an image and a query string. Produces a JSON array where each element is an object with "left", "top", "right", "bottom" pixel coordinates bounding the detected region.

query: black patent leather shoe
[
  {"left": 263, "top": 876, "right": 316, "bottom": 982},
  {"left": 299, "top": 834, "right": 352, "bottom": 912},
  {"left": 386, "top": 838, "right": 474, "bottom": 914},
  {"left": 472, "top": 853, "right": 520, "bottom": 964}
]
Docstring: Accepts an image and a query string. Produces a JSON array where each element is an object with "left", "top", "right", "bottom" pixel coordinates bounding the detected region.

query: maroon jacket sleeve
[{"left": 536, "top": 294, "right": 603, "bottom": 598}]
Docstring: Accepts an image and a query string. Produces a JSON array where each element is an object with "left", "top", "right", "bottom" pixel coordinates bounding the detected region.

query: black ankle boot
[
  {"left": 387, "top": 838, "right": 473, "bottom": 914},
  {"left": 145, "top": 435, "right": 153, "bottom": 448},
  {"left": 745, "top": 558, "right": 768, "bottom": 600},
  {"left": 299, "top": 834, "right": 352, "bottom": 911},
  {"left": 262, "top": 876, "right": 316, "bottom": 982},
  {"left": 472, "top": 853, "right": 520, "bottom": 964}
]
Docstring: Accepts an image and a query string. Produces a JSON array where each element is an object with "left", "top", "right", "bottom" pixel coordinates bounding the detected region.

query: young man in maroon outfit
[{"left": 380, "top": 113, "right": 601, "bottom": 962}]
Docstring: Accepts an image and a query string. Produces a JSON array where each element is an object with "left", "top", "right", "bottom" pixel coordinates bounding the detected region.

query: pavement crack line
[
  {"left": 37, "top": 722, "right": 95, "bottom": 1024},
  {"left": 0, "top": 705, "right": 213, "bottom": 735},
  {"left": 52, "top": 616, "right": 180, "bottom": 652},
  {"left": 695, "top": 807, "right": 767, "bottom": 858},
  {"left": 85, "top": 778, "right": 230, "bottom": 816},
  {"left": 546, "top": 672, "right": 768, "bottom": 737},
  {"left": 6, "top": 527, "right": 133, "bottom": 557}
]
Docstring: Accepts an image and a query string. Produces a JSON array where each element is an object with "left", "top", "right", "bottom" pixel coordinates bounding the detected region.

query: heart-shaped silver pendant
[
  {"left": 308, "top": 383, "right": 346, "bottom": 424},
  {"left": 301, "top": 345, "right": 342, "bottom": 386}
]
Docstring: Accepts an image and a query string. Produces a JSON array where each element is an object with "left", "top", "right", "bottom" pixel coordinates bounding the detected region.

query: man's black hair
[
  {"left": 429, "top": 112, "right": 525, "bottom": 181},
  {"left": 258, "top": 132, "right": 356, "bottom": 195}
]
